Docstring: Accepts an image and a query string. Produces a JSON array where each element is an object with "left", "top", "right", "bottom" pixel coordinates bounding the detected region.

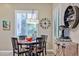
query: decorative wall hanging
[
  {"left": 64, "top": 5, "right": 79, "bottom": 29},
  {"left": 40, "top": 18, "right": 51, "bottom": 29},
  {"left": 2, "top": 19, "right": 10, "bottom": 30},
  {"left": 59, "top": 25, "right": 72, "bottom": 42}
]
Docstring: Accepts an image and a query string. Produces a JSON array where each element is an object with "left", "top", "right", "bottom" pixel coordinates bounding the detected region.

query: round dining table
[
  {"left": 18, "top": 40, "right": 39, "bottom": 56},
  {"left": 18, "top": 40, "right": 38, "bottom": 45}
]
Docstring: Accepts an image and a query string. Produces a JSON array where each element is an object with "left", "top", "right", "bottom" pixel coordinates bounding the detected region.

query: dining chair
[
  {"left": 19, "top": 36, "right": 30, "bottom": 50},
  {"left": 41, "top": 35, "right": 48, "bottom": 55},
  {"left": 32, "top": 37, "right": 44, "bottom": 56},
  {"left": 19, "top": 35, "right": 27, "bottom": 40},
  {"left": 11, "top": 37, "right": 29, "bottom": 56}
]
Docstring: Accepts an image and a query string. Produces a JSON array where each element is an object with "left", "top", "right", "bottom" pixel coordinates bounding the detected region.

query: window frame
[
  {"left": 15, "top": 10, "right": 39, "bottom": 37},
  {"left": 52, "top": 5, "right": 62, "bottom": 40}
]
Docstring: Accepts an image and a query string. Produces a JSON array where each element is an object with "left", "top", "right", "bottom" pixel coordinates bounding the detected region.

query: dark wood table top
[{"left": 18, "top": 40, "right": 39, "bottom": 45}]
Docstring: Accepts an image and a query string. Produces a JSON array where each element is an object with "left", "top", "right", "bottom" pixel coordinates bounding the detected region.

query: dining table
[
  {"left": 18, "top": 40, "right": 38, "bottom": 45},
  {"left": 18, "top": 40, "right": 39, "bottom": 56}
]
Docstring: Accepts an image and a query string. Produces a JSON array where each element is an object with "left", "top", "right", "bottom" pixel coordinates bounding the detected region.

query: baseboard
[
  {"left": 0, "top": 49, "right": 55, "bottom": 52},
  {"left": 0, "top": 50, "right": 12, "bottom": 53},
  {"left": 47, "top": 49, "right": 54, "bottom": 52},
  {"left": 0, "top": 49, "right": 54, "bottom": 52},
  {"left": 0, "top": 49, "right": 55, "bottom": 56},
  {"left": 47, "top": 49, "right": 55, "bottom": 54},
  {"left": 0, "top": 50, "right": 13, "bottom": 56}
]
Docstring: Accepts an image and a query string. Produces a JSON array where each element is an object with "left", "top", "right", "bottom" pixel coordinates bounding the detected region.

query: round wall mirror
[{"left": 64, "top": 5, "right": 79, "bottom": 29}]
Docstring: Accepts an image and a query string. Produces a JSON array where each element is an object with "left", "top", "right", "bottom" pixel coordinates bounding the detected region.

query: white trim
[
  {"left": 0, "top": 49, "right": 54, "bottom": 53},
  {"left": 47, "top": 49, "right": 54, "bottom": 52},
  {"left": 0, "top": 49, "right": 55, "bottom": 56},
  {"left": 0, "top": 50, "right": 13, "bottom": 56},
  {"left": 0, "top": 49, "right": 54, "bottom": 52},
  {"left": 0, "top": 51, "right": 13, "bottom": 56},
  {"left": 0, "top": 50, "right": 12, "bottom": 53},
  {"left": 15, "top": 10, "right": 39, "bottom": 37},
  {"left": 47, "top": 49, "right": 55, "bottom": 54}
]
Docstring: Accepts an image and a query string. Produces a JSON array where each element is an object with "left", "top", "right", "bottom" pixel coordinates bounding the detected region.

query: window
[
  {"left": 15, "top": 10, "right": 38, "bottom": 37},
  {"left": 53, "top": 5, "right": 62, "bottom": 39}
]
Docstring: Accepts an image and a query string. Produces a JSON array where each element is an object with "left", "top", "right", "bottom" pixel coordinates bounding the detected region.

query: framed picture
[{"left": 2, "top": 19, "right": 10, "bottom": 30}]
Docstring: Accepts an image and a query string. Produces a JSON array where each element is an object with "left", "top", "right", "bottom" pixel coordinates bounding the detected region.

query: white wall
[
  {"left": 0, "top": 3, "right": 53, "bottom": 51},
  {"left": 52, "top": 3, "right": 79, "bottom": 50},
  {"left": 58, "top": 3, "right": 79, "bottom": 43}
]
